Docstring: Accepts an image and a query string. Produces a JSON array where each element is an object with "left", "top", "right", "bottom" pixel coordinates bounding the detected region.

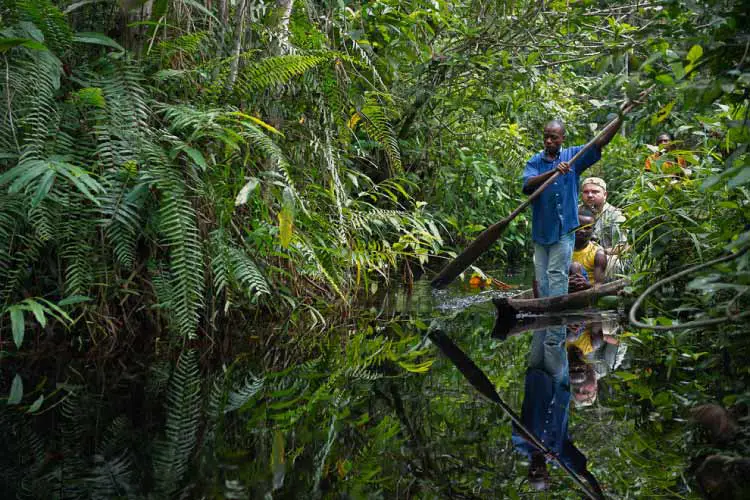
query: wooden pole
[
  {"left": 428, "top": 328, "right": 604, "bottom": 499},
  {"left": 430, "top": 96, "right": 645, "bottom": 289}
]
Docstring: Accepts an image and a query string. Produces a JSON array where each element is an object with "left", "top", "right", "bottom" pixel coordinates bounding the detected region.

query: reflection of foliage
[{"left": 1, "top": 0, "right": 749, "bottom": 498}]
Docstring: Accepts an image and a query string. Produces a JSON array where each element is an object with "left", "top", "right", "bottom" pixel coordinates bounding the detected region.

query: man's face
[
  {"left": 657, "top": 134, "right": 673, "bottom": 151},
  {"left": 582, "top": 183, "right": 606, "bottom": 210},
  {"left": 575, "top": 214, "right": 594, "bottom": 246},
  {"left": 543, "top": 125, "right": 564, "bottom": 156}
]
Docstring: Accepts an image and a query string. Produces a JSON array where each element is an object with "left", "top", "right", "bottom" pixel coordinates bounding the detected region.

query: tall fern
[
  {"left": 157, "top": 183, "right": 205, "bottom": 339},
  {"left": 152, "top": 350, "right": 201, "bottom": 496}
]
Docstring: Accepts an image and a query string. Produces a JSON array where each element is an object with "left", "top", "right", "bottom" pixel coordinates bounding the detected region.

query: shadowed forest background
[{"left": 0, "top": 0, "right": 749, "bottom": 498}]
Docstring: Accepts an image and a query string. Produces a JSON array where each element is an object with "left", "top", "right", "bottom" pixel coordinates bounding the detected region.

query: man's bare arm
[
  {"left": 522, "top": 161, "right": 570, "bottom": 195},
  {"left": 593, "top": 250, "right": 607, "bottom": 284},
  {"left": 594, "top": 116, "right": 623, "bottom": 148}
]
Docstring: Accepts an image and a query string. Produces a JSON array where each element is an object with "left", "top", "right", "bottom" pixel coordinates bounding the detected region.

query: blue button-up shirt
[
  {"left": 511, "top": 368, "right": 587, "bottom": 474},
  {"left": 522, "top": 145, "right": 602, "bottom": 245}
]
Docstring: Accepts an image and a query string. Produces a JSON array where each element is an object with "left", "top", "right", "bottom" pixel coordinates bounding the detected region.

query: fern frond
[
  {"left": 152, "top": 350, "right": 201, "bottom": 496},
  {"left": 151, "top": 31, "right": 211, "bottom": 70},
  {"left": 15, "top": 0, "right": 73, "bottom": 54},
  {"left": 97, "top": 416, "right": 133, "bottom": 457},
  {"left": 234, "top": 54, "right": 331, "bottom": 98},
  {"left": 295, "top": 236, "right": 347, "bottom": 302},
  {"left": 157, "top": 184, "right": 204, "bottom": 339},
  {"left": 62, "top": 223, "right": 94, "bottom": 296},
  {"left": 227, "top": 246, "right": 270, "bottom": 299},
  {"left": 209, "top": 231, "right": 230, "bottom": 299},
  {"left": 354, "top": 93, "right": 402, "bottom": 174},
  {"left": 100, "top": 168, "right": 148, "bottom": 269},
  {"left": 235, "top": 118, "right": 306, "bottom": 215},
  {"left": 224, "top": 374, "right": 265, "bottom": 414},
  {"left": 85, "top": 452, "right": 138, "bottom": 499},
  {"left": 13, "top": 53, "right": 62, "bottom": 163}
]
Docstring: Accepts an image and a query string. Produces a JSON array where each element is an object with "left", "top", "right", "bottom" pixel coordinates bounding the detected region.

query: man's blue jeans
[
  {"left": 528, "top": 326, "right": 569, "bottom": 385},
  {"left": 533, "top": 232, "right": 575, "bottom": 298}
]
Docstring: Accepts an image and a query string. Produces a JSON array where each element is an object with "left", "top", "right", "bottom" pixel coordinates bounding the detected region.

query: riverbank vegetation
[{"left": 1, "top": 0, "right": 748, "bottom": 497}]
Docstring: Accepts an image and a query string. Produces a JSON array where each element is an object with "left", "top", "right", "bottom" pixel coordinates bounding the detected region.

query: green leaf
[
  {"left": 8, "top": 374, "right": 23, "bottom": 405},
  {"left": 27, "top": 394, "right": 44, "bottom": 413},
  {"left": 728, "top": 167, "right": 750, "bottom": 187},
  {"left": 10, "top": 308, "right": 25, "bottom": 348},
  {"left": 31, "top": 169, "right": 56, "bottom": 207},
  {"left": 64, "top": 0, "right": 109, "bottom": 14},
  {"left": 686, "top": 45, "right": 703, "bottom": 63},
  {"left": 0, "top": 37, "right": 47, "bottom": 52},
  {"left": 235, "top": 177, "right": 260, "bottom": 206},
  {"left": 182, "top": 146, "right": 208, "bottom": 171},
  {"left": 182, "top": 0, "right": 219, "bottom": 23},
  {"left": 651, "top": 101, "right": 675, "bottom": 125},
  {"left": 614, "top": 370, "right": 639, "bottom": 382},
  {"left": 73, "top": 32, "right": 125, "bottom": 52},
  {"left": 24, "top": 299, "right": 47, "bottom": 328},
  {"left": 656, "top": 74, "right": 674, "bottom": 85},
  {"left": 278, "top": 207, "right": 293, "bottom": 248},
  {"left": 271, "top": 430, "right": 286, "bottom": 490},
  {"left": 58, "top": 295, "right": 91, "bottom": 306}
]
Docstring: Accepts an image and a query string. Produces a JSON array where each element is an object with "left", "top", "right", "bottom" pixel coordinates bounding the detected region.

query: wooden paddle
[
  {"left": 430, "top": 98, "right": 644, "bottom": 289},
  {"left": 428, "top": 328, "right": 604, "bottom": 499}
]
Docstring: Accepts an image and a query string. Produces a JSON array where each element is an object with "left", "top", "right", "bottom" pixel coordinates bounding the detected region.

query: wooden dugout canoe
[{"left": 493, "top": 278, "right": 629, "bottom": 318}]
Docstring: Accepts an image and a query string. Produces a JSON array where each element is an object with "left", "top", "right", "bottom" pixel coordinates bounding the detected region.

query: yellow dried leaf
[{"left": 278, "top": 208, "right": 293, "bottom": 248}]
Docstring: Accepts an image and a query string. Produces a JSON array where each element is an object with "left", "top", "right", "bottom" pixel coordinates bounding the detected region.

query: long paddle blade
[
  {"left": 428, "top": 327, "right": 604, "bottom": 500},
  {"left": 430, "top": 218, "right": 510, "bottom": 289},
  {"left": 430, "top": 93, "right": 649, "bottom": 290},
  {"left": 428, "top": 328, "right": 503, "bottom": 405}
]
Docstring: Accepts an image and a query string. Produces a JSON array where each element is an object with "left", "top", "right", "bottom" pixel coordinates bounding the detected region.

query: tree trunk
[
  {"left": 226, "top": 0, "right": 247, "bottom": 93},
  {"left": 217, "top": 0, "right": 228, "bottom": 46},
  {"left": 272, "top": 0, "right": 294, "bottom": 54}
]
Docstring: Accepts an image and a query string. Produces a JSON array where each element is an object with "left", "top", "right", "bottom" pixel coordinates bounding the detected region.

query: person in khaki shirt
[{"left": 580, "top": 177, "right": 626, "bottom": 277}]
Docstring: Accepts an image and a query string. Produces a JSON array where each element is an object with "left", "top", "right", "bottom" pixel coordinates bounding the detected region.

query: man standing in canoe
[{"left": 522, "top": 119, "right": 622, "bottom": 298}]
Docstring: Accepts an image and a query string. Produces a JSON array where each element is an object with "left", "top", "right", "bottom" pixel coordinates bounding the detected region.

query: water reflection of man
[
  {"left": 511, "top": 326, "right": 604, "bottom": 495},
  {"left": 567, "top": 320, "right": 625, "bottom": 407}
]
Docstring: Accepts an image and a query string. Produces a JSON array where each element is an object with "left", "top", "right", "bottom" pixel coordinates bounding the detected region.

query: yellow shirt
[
  {"left": 567, "top": 330, "right": 594, "bottom": 356},
  {"left": 572, "top": 241, "right": 603, "bottom": 283}
]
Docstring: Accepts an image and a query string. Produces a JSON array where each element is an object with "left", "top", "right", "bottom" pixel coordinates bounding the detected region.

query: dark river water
[{"left": 1, "top": 271, "right": 735, "bottom": 499}]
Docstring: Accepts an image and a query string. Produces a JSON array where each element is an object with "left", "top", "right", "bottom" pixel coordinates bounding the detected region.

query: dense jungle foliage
[{"left": 1, "top": 0, "right": 749, "bottom": 498}]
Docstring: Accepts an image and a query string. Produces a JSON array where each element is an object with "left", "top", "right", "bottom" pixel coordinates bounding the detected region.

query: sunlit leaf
[
  {"left": 278, "top": 208, "right": 293, "bottom": 248},
  {"left": 235, "top": 177, "right": 260, "bottom": 206},
  {"left": 686, "top": 45, "right": 703, "bottom": 63},
  {"left": 651, "top": 101, "right": 675, "bottom": 125}
]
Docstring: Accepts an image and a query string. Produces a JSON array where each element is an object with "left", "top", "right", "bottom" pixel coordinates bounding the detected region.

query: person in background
[
  {"left": 523, "top": 118, "right": 622, "bottom": 299},
  {"left": 644, "top": 132, "right": 688, "bottom": 175},
  {"left": 568, "top": 206, "right": 607, "bottom": 292},
  {"left": 580, "top": 177, "right": 627, "bottom": 277}
]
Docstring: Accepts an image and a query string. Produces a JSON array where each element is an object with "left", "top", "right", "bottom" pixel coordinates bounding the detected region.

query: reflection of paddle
[
  {"left": 427, "top": 328, "right": 603, "bottom": 499},
  {"left": 430, "top": 98, "right": 645, "bottom": 290}
]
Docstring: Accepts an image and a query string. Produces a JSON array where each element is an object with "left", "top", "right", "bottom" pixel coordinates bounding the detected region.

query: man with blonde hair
[{"left": 580, "top": 176, "right": 627, "bottom": 276}]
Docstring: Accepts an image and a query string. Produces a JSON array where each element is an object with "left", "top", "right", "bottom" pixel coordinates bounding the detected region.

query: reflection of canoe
[{"left": 494, "top": 279, "right": 628, "bottom": 317}]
